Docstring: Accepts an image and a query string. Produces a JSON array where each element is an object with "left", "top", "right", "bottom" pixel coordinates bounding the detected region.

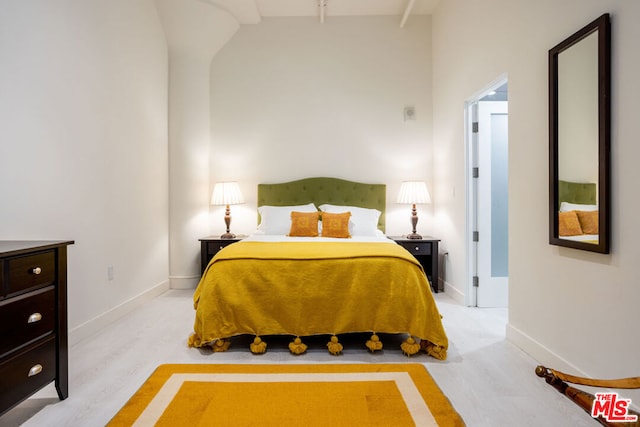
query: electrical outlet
[{"left": 107, "top": 265, "right": 114, "bottom": 281}]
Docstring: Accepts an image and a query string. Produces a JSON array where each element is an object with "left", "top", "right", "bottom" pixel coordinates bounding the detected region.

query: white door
[{"left": 476, "top": 101, "right": 509, "bottom": 307}]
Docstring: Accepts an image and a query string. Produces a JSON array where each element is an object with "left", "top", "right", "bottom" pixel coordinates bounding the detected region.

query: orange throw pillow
[
  {"left": 321, "top": 212, "right": 351, "bottom": 238},
  {"left": 288, "top": 211, "right": 319, "bottom": 237},
  {"left": 558, "top": 211, "right": 583, "bottom": 236},
  {"left": 576, "top": 210, "right": 598, "bottom": 234}
]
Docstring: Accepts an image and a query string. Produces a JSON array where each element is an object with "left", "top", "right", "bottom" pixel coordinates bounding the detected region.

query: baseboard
[
  {"left": 505, "top": 322, "right": 588, "bottom": 375},
  {"left": 68, "top": 279, "right": 170, "bottom": 347},
  {"left": 442, "top": 280, "right": 465, "bottom": 305},
  {"left": 506, "top": 326, "right": 585, "bottom": 401},
  {"left": 506, "top": 323, "right": 640, "bottom": 412},
  {"left": 169, "top": 275, "right": 200, "bottom": 289}
]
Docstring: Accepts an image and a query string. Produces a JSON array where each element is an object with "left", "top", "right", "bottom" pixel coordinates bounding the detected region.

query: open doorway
[{"left": 465, "top": 76, "right": 509, "bottom": 308}]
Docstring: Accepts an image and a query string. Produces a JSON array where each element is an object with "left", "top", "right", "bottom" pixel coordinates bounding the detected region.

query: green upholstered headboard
[
  {"left": 258, "top": 177, "right": 386, "bottom": 232},
  {"left": 558, "top": 180, "right": 597, "bottom": 205}
]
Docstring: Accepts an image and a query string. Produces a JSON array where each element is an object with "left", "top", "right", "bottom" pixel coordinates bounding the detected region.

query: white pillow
[
  {"left": 257, "top": 203, "right": 317, "bottom": 235},
  {"left": 559, "top": 202, "right": 598, "bottom": 212},
  {"left": 318, "top": 204, "right": 382, "bottom": 236}
]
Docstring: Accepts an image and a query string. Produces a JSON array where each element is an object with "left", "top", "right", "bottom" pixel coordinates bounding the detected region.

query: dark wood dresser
[{"left": 0, "top": 240, "right": 74, "bottom": 416}]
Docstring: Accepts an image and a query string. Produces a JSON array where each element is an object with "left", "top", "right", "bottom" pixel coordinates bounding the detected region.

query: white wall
[
  {"left": 0, "top": 0, "right": 169, "bottom": 343},
  {"left": 432, "top": 0, "right": 640, "bottom": 403},
  {"left": 155, "top": 0, "right": 240, "bottom": 288},
  {"left": 209, "top": 16, "right": 434, "bottom": 237}
]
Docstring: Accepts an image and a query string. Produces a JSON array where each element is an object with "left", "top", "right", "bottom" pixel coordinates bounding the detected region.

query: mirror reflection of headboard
[{"left": 558, "top": 180, "right": 596, "bottom": 205}]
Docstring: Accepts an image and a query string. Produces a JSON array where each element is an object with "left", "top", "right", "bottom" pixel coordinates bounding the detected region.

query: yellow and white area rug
[{"left": 107, "top": 363, "right": 465, "bottom": 426}]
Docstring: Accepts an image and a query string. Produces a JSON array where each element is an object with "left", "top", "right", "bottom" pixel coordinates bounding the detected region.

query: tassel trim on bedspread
[
  {"left": 289, "top": 337, "right": 307, "bottom": 355},
  {"left": 188, "top": 332, "right": 447, "bottom": 360},
  {"left": 365, "top": 334, "right": 383, "bottom": 352},
  {"left": 421, "top": 340, "right": 447, "bottom": 360},
  {"left": 188, "top": 334, "right": 231, "bottom": 352},
  {"left": 212, "top": 338, "right": 230, "bottom": 352},
  {"left": 327, "top": 335, "right": 343, "bottom": 355},
  {"left": 187, "top": 333, "right": 201, "bottom": 348},
  {"left": 250, "top": 336, "right": 267, "bottom": 354},
  {"left": 401, "top": 337, "right": 421, "bottom": 356}
]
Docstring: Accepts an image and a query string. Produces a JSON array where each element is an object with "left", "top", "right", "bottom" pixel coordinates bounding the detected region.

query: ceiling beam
[
  {"left": 318, "top": 0, "right": 327, "bottom": 24},
  {"left": 400, "top": 0, "right": 416, "bottom": 28}
]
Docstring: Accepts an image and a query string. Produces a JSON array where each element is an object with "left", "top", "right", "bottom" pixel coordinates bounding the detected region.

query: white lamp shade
[
  {"left": 211, "top": 182, "right": 244, "bottom": 206},
  {"left": 397, "top": 181, "right": 431, "bottom": 204}
]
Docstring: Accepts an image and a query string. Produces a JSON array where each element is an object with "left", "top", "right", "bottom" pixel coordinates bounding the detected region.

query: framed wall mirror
[{"left": 549, "top": 13, "right": 611, "bottom": 253}]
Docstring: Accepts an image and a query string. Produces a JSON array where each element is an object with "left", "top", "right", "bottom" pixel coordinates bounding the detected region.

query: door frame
[{"left": 464, "top": 74, "right": 508, "bottom": 307}]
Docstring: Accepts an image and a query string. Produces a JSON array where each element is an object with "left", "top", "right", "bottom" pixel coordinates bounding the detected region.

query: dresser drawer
[
  {"left": 6, "top": 251, "right": 55, "bottom": 296},
  {"left": 0, "top": 336, "right": 56, "bottom": 412},
  {"left": 400, "top": 242, "right": 432, "bottom": 256},
  {"left": 0, "top": 288, "right": 55, "bottom": 358}
]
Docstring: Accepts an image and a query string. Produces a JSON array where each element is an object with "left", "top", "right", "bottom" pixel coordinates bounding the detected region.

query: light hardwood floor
[{"left": 1, "top": 290, "right": 596, "bottom": 426}]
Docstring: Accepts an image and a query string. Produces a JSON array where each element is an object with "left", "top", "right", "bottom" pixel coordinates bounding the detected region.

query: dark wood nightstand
[
  {"left": 199, "top": 236, "right": 245, "bottom": 274},
  {"left": 389, "top": 236, "right": 440, "bottom": 293}
]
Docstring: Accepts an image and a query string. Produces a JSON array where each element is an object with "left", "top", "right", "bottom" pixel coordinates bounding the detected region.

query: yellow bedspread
[{"left": 189, "top": 241, "right": 448, "bottom": 358}]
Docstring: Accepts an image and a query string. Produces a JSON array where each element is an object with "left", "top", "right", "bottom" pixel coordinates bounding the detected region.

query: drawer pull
[
  {"left": 28, "top": 312, "right": 43, "bottom": 323},
  {"left": 415, "top": 247, "right": 420, "bottom": 251},
  {"left": 28, "top": 364, "right": 43, "bottom": 377},
  {"left": 32, "top": 267, "right": 43, "bottom": 275}
]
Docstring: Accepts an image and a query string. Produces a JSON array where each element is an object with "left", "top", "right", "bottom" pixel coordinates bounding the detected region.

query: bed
[
  {"left": 557, "top": 180, "right": 599, "bottom": 243},
  {"left": 188, "top": 177, "right": 448, "bottom": 359}
]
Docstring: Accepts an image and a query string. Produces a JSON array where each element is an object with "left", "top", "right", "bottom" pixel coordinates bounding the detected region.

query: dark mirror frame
[{"left": 549, "top": 13, "right": 611, "bottom": 254}]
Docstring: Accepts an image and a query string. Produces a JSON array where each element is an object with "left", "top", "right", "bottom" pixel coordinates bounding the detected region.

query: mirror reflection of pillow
[
  {"left": 559, "top": 202, "right": 597, "bottom": 212},
  {"left": 576, "top": 210, "right": 598, "bottom": 234},
  {"left": 558, "top": 211, "right": 583, "bottom": 236}
]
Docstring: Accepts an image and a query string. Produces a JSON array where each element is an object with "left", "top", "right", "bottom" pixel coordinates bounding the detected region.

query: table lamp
[
  {"left": 211, "top": 182, "right": 244, "bottom": 239},
  {"left": 397, "top": 181, "right": 431, "bottom": 239}
]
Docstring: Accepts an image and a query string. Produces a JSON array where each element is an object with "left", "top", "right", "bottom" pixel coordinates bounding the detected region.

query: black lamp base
[{"left": 406, "top": 232, "right": 423, "bottom": 240}]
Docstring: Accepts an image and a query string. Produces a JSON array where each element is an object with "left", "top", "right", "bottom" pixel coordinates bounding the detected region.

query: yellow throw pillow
[
  {"left": 321, "top": 212, "right": 351, "bottom": 238},
  {"left": 576, "top": 210, "right": 598, "bottom": 234},
  {"left": 288, "top": 211, "right": 319, "bottom": 237},
  {"left": 558, "top": 211, "right": 583, "bottom": 236}
]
